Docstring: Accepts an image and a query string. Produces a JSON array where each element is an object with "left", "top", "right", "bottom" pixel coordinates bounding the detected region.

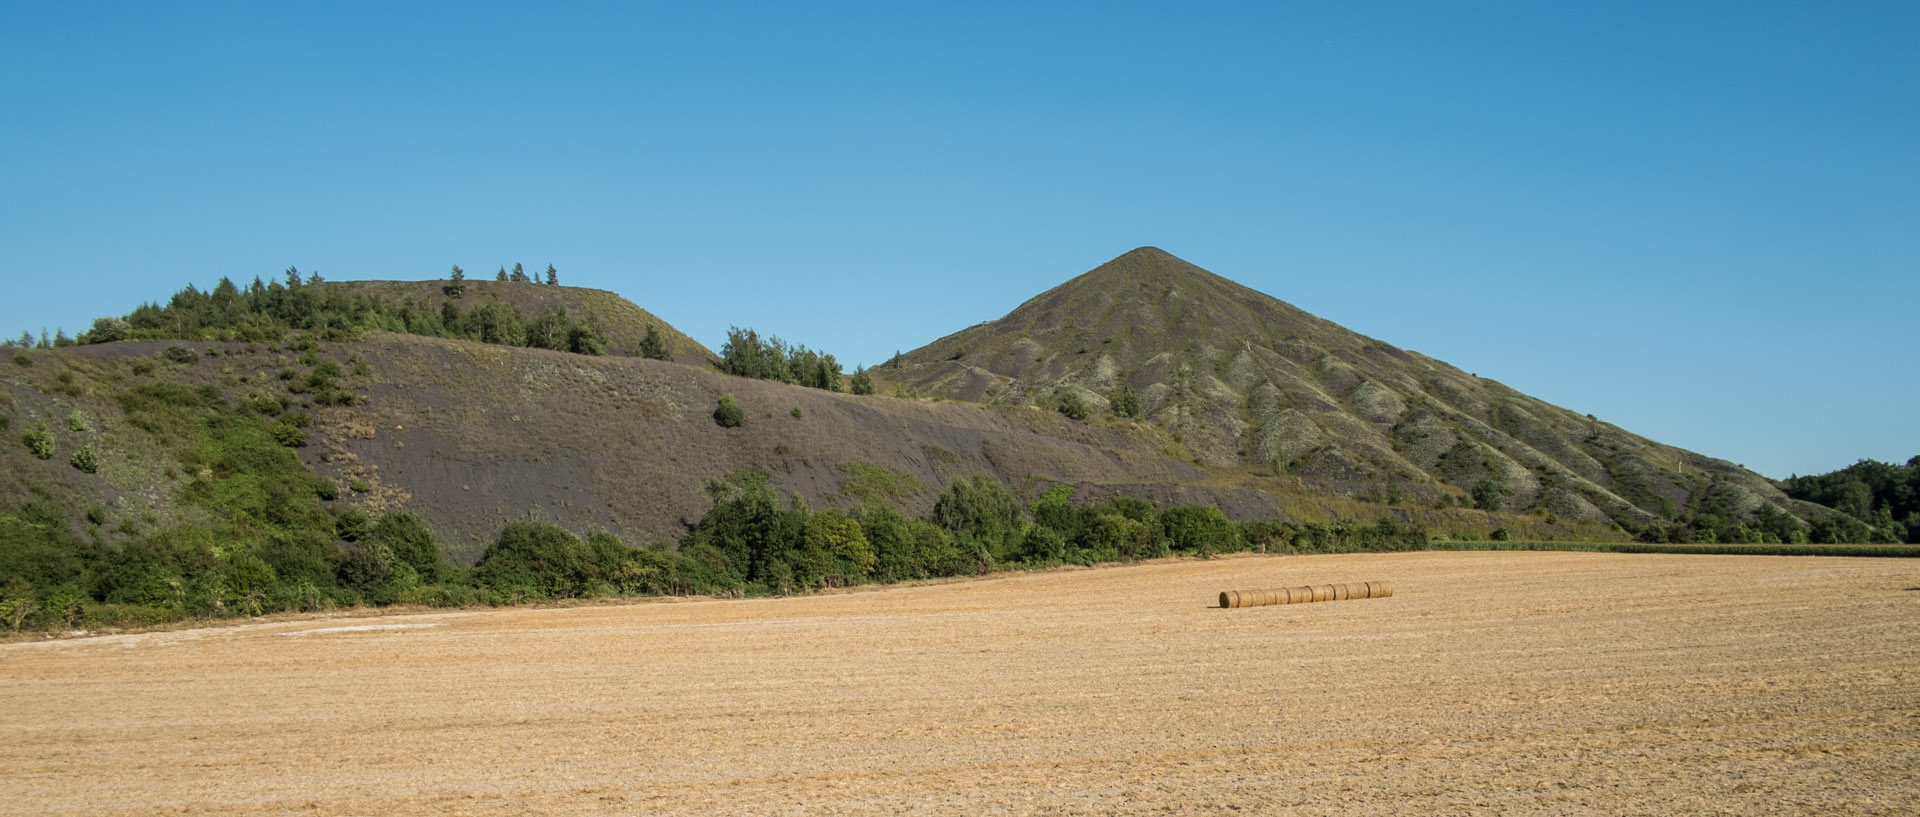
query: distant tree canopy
[
  {"left": 67, "top": 274, "right": 607, "bottom": 357},
  {"left": 1629, "top": 457, "right": 1919, "bottom": 546},
  {"left": 719, "top": 327, "right": 843, "bottom": 392},
  {"left": 1783, "top": 456, "right": 1919, "bottom": 544}
]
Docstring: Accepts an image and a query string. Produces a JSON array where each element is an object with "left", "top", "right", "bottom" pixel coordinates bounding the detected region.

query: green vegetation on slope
[
  {"left": 0, "top": 344, "right": 464, "bottom": 629},
  {"left": 1781, "top": 456, "right": 1920, "bottom": 544},
  {"left": 6, "top": 267, "right": 717, "bottom": 365},
  {"left": 718, "top": 326, "right": 847, "bottom": 392},
  {"left": 885, "top": 247, "right": 1810, "bottom": 541}
]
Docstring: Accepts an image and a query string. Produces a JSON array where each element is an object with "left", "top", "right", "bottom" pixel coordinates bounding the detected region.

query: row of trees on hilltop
[
  {"left": 718, "top": 327, "right": 874, "bottom": 394},
  {"left": 8, "top": 267, "right": 626, "bottom": 358},
  {"left": 444, "top": 262, "right": 560, "bottom": 293}
]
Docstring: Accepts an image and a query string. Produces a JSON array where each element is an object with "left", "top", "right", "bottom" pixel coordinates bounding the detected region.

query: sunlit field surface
[{"left": 4, "top": 551, "right": 1916, "bottom": 816}]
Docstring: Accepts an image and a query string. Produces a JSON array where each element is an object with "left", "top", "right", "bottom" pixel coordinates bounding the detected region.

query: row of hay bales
[{"left": 1219, "top": 581, "right": 1392, "bottom": 609}]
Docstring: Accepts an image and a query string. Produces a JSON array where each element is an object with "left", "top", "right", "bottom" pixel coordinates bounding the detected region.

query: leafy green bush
[
  {"left": 856, "top": 505, "right": 961, "bottom": 581},
  {"left": 473, "top": 522, "right": 599, "bottom": 601},
  {"left": 1019, "top": 524, "right": 1068, "bottom": 563},
  {"left": 713, "top": 394, "right": 744, "bottom": 428},
  {"left": 369, "top": 511, "right": 447, "bottom": 584},
  {"left": 162, "top": 346, "right": 198, "bottom": 365},
  {"left": 272, "top": 421, "right": 307, "bottom": 447},
  {"left": 69, "top": 444, "right": 99, "bottom": 474},
  {"left": 334, "top": 507, "right": 370, "bottom": 541},
  {"left": 1057, "top": 390, "right": 1090, "bottom": 421},
  {"left": 1162, "top": 505, "right": 1238, "bottom": 556},
  {"left": 1110, "top": 384, "right": 1141, "bottom": 418},
  {"left": 1490, "top": 527, "right": 1513, "bottom": 541},
  {"left": 930, "top": 475, "right": 1023, "bottom": 564},
  {"left": 1472, "top": 477, "right": 1512, "bottom": 511},
  {"left": 336, "top": 539, "right": 396, "bottom": 592},
  {"left": 799, "top": 510, "right": 874, "bottom": 587},
  {"left": 22, "top": 424, "right": 54, "bottom": 460}
]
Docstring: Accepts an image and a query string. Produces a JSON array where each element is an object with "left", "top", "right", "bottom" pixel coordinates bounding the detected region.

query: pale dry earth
[{"left": 2, "top": 551, "right": 1917, "bottom": 816}]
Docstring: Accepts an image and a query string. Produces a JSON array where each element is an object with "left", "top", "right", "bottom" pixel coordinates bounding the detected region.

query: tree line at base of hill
[
  {"left": 1778, "top": 456, "right": 1920, "bottom": 544},
  {"left": 0, "top": 442, "right": 1432, "bottom": 631}
]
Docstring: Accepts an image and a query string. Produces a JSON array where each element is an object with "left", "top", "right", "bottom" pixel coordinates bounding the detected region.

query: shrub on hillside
[
  {"left": 69, "top": 444, "right": 99, "bottom": 474},
  {"left": 1057, "top": 390, "right": 1090, "bottom": 421},
  {"left": 713, "top": 395, "right": 744, "bottom": 428},
  {"left": 272, "top": 421, "right": 307, "bottom": 447},
  {"left": 369, "top": 511, "right": 446, "bottom": 584},
  {"left": 22, "top": 424, "right": 55, "bottom": 460},
  {"left": 334, "top": 507, "right": 370, "bottom": 542},
  {"left": 1472, "top": 476, "right": 1512, "bottom": 511}
]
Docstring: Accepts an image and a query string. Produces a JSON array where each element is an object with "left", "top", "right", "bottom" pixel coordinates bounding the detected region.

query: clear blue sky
[{"left": 3, "top": 1, "right": 1915, "bottom": 479}]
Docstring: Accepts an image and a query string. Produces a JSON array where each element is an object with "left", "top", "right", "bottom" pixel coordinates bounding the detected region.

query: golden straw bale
[{"left": 1218, "top": 581, "right": 1395, "bottom": 608}]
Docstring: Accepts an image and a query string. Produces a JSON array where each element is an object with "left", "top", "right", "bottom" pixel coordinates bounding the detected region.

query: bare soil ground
[{"left": 4, "top": 551, "right": 1917, "bottom": 816}]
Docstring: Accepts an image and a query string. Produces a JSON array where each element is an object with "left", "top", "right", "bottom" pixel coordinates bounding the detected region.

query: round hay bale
[
  {"left": 1287, "top": 586, "right": 1312, "bottom": 604},
  {"left": 1366, "top": 580, "right": 1393, "bottom": 598},
  {"left": 1333, "top": 583, "right": 1350, "bottom": 601},
  {"left": 1220, "top": 591, "right": 1237, "bottom": 608},
  {"left": 1256, "top": 589, "right": 1280, "bottom": 607},
  {"left": 1312, "top": 585, "right": 1333, "bottom": 603}
]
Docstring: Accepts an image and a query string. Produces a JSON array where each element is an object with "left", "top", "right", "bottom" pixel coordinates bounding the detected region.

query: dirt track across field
[{"left": 4, "top": 551, "right": 1917, "bottom": 815}]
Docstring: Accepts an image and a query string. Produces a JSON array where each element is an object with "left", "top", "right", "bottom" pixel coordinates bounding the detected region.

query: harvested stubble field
[{"left": 3, "top": 551, "right": 1918, "bottom": 816}]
